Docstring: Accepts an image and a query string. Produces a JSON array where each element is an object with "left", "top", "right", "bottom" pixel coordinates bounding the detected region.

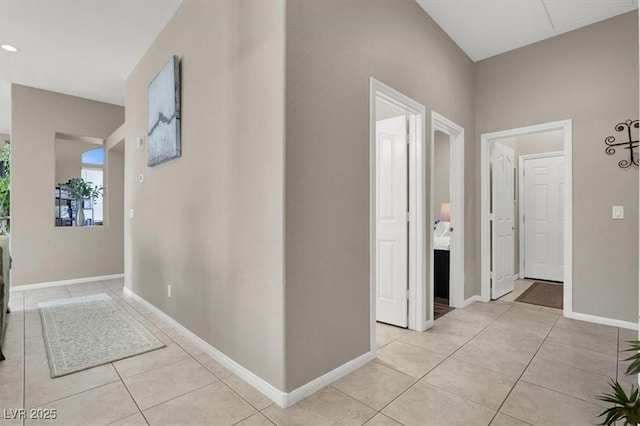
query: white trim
[
  {"left": 518, "top": 151, "right": 564, "bottom": 280},
  {"left": 481, "top": 120, "right": 572, "bottom": 316},
  {"left": 463, "top": 295, "right": 482, "bottom": 307},
  {"left": 286, "top": 351, "right": 375, "bottom": 406},
  {"left": 123, "top": 287, "right": 374, "bottom": 408},
  {"left": 430, "top": 112, "right": 465, "bottom": 323},
  {"left": 11, "top": 273, "right": 124, "bottom": 291},
  {"left": 370, "top": 78, "right": 427, "bottom": 335},
  {"left": 567, "top": 311, "right": 639, "bottom": 331}
]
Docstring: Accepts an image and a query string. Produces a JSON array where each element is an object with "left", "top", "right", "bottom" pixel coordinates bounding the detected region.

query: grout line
[
  {"left": 115, "top": 286, "right": 272, "bottom": 415},
  {"left": 137, "top": 380, "right": 214, "bottom": 412},
  {"left": 232, "top": 412, "right": 276, "bottom": 426},
  {"left": 111, "top": 366, "right": 151, "bottom": 426},
  {"left": 26, "top": 379, "right": 122, "bottom": 409},
  {"left": 371, "top": 303, "right": 520, "bottom": 420},
  {"left": 616, "top": 328, "right": 620, "bottom": 384},
  {"left": 22, "top": 295, "right": 26, "bottom": 426},
  {"left": 487, "top": 312, "right": 562, "bottom": 424},
  {"left": 517, "top": 377, "right": 606, "bottom": 409}
]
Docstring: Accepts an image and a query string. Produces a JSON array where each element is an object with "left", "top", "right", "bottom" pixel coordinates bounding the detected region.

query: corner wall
[
  {"left": 285, "top": 0, "right": 476, "bottom": 391},
  {"left": 475, "top": 12, "right": 639, "bottom": 323},
  {"left": 124, "top": 0, "right": 286, "bottom": 390},
  {"left": 11, "top": 85, "right": 124, "bottom": 286}
]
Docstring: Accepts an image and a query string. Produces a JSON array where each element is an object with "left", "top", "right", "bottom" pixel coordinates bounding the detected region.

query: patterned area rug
[
  {"left": 515, "top": 282, "right": 563, "bottom": 309},
  {"left": 39, "top": 293, "right": 165, "bottom": 377}
]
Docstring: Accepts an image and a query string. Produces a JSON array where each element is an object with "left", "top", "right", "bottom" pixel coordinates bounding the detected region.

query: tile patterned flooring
[{"left": 0, "top": 280, "right": 636, "bottom": 425}]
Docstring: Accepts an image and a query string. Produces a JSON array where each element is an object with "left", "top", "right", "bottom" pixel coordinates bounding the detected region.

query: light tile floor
[{"left": 1, "top": 280, "right": 636, "bottom": 425}]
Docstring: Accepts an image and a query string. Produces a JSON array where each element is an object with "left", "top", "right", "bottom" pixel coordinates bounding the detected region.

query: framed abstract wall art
[{"left": 147, "top": 55, "right": 181, "bottom": 167}]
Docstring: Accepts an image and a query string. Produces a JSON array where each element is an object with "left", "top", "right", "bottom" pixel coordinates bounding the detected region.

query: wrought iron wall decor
[{"left": 604, "top": 119, "right": 639, "bottom": 169}]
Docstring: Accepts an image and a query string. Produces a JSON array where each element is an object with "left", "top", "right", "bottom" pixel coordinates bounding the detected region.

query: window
[{"left": 81, "top": 147, "right": 104, "bottom": 225}]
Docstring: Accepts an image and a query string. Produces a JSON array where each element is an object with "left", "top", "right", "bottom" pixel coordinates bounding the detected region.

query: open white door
[
  {"left": 376, "top": 115, "right": 408, "bottom": 327},
  {"left": 523, "top": 154, "right": 564, "bottom": 282},
  {"left": 491, "top": 142, "right": 515, "bottom": 299}
]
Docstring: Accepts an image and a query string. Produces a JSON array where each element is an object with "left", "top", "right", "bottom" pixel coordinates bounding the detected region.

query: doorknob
[{"left": 449, "top": 227, "right": 453, "bottom": 232}]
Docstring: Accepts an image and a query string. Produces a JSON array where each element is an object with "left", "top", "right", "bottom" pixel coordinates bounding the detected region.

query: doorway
[
  {"left": 480, "top": 120, "right": 572, "bottom": 315},
  {"left": 369, "top": 78, "right": 427, "bottom": 352},
  {"left": 430, "top": 112, "right": 465, "bottom": 323}
]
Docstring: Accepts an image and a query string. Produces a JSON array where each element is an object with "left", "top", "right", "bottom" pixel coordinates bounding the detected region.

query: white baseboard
[
  {"left": 566, "top": 311, "right": 638, "bottom": 331},
  {"left": 12, "top": 274, "right": 124, "bottom": 292},
  {"left": 463, "top": 295, "right": 482, "bottom": 307},
  {"left": 123, "top": 287, "right": 373, "bottom": 408},
  {"left": 286, "top": 351, "right": 374, "bottom": 407}
]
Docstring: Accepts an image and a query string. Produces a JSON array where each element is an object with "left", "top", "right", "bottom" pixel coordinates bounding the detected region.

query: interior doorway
[
  {"left": 429, "top": 112, "right": 465, "bottom": 324},
  {"left": 369, "top": 78, "right": 427, "bottom": 354},
  {"left": 480, "top": 120, "right": 572, "bottom": 314}
]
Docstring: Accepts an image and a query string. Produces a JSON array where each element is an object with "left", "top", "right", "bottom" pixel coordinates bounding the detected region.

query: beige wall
[
  {"left": 54, "top": 138, "right": 100, "bottom": 184},
  {"left": 11, "top": 85, "right": 124, "bottom": 286},
  {"left": 0, "top": 134, "right": 9, "bottom": 145},
  {"left": 433, "top": 131, "right": 450, "bottom": 221},
  {"left": 105, "top": 124, "right": 125, "bottom": 267},
  {"left": 285, "top": 0, "right": 476, "bottom": 391},
  {"left": 476, "top": 12, "right": 639, "bottom": 322},
  {"left": 124, "top": 0, "right": 286, "bottom": 390}
]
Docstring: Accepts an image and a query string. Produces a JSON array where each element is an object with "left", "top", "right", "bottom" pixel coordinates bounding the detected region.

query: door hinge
[
  {"left": 489, "top": 213, "right": 494, "bottom": 221},
  {"left": 406, "top": 211, "right": 411, "bottom": 222},
  {"left": 406, "top": 289, "right": 410, "bottom": 300}
]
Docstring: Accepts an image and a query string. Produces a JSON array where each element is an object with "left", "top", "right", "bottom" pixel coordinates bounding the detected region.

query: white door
[
  {"left": 376, "top": 115, "right": 408, "bottom": 327},
  {"left": 523, "top": 155, "right": 564, "bottom": 282},
  {"left": 491, "top": 143, "right": 515, "bottom": 299}
]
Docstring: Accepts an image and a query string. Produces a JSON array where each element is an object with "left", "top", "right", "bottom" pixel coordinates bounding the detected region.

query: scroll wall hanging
[{"left": 604, "top": 119, "right": 639, "bottom": 169}]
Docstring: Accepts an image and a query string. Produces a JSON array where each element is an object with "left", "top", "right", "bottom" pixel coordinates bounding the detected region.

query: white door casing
[
  {"left": 480, "top": 120, "right": 572, "bottom": 316},
  {"left": 522, "top": 154, "right": 564, "bottom": 282},
  {"left": 375, "top": 115, "right": 408, "bottom": 327},
  {"left": 429, "top": 112, "right": 465, "bottom": 317},
  {"left": 491, "top": 142, "right": 516, "bottom": 299}
]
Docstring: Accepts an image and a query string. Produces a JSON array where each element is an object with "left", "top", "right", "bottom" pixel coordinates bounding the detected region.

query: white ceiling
[
  {"left": 417, "top": 0, "right": 638, "bottom": 62},
  {"left": 0, "top": 0, "right": 183, "bottom": 134},
  {"left": 1, "top": 1, "right": 636, "bottom": 134}
]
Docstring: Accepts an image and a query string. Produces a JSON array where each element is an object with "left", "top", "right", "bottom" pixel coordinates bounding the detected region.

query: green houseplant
[
  {"left": 57, "top": 177, "right": 102, "bottom": 226},
  {"left": 599, "top": 340, "right": 640, "bottom": 425},
  {"left": 0, "top": 144, "right": 11, "bottom": 233}
]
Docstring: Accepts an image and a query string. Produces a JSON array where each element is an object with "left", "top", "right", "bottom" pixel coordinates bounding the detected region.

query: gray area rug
[{"left": 39, "top": 293, "right": 165, "bottom": 377}]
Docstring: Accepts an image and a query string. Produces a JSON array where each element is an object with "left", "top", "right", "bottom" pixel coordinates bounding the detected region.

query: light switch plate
[
  {"left": 129, "top": 209, "right": 134, "bottom": 219},
  {"left": 612, "top": 206, "right": 624, "bottom": 219},
  {"left": 138, "top": 174, "right": 145, "bottom": 183}
]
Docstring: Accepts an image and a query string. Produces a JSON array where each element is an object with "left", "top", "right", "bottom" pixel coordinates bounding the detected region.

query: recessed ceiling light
[{"left": 1, "top": 45, "right": 19, "bottom": 53}]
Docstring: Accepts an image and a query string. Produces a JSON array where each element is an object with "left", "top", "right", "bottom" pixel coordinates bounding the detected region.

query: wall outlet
[
  {"left": 129, "top": 209, "right": 134, "bottom": 219},
  {"left": 167, "top": 285, "right": 172, "bottom": 298},
  {"left": 138, "top": 173, "right": 145, "bottom": 183},
  {"left": 612, "top": 205, "right": 624, "bottom": 220}
]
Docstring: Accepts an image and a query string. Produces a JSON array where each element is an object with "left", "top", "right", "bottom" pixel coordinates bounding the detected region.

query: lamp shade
[{"left": 440, "top": 202, "right": 451, "bottom": 221}]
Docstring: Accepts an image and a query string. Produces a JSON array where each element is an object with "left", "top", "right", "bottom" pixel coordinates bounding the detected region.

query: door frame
[
  {"left": 480, "top": 120, "right": 573, "bottom": 317},
  {"left": 430, "top": 112, "right": 465, "bottom": 321},
  {"left": 370, "top": 78, "right": 427, "bottom": 354},
  {"left": 518, "top": 151, "right": 564, "bottom": 280}
]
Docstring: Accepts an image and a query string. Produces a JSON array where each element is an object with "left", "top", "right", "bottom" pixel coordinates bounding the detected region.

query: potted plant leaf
[
  {"left": 0, "top": 144, "right": 10, "bottom": 234},
  {"left": 599, "top": 340, "right": 640, "bottom": 425},
  {"left": 57, "top": 177, "right": 102, "bottom": 227}
]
